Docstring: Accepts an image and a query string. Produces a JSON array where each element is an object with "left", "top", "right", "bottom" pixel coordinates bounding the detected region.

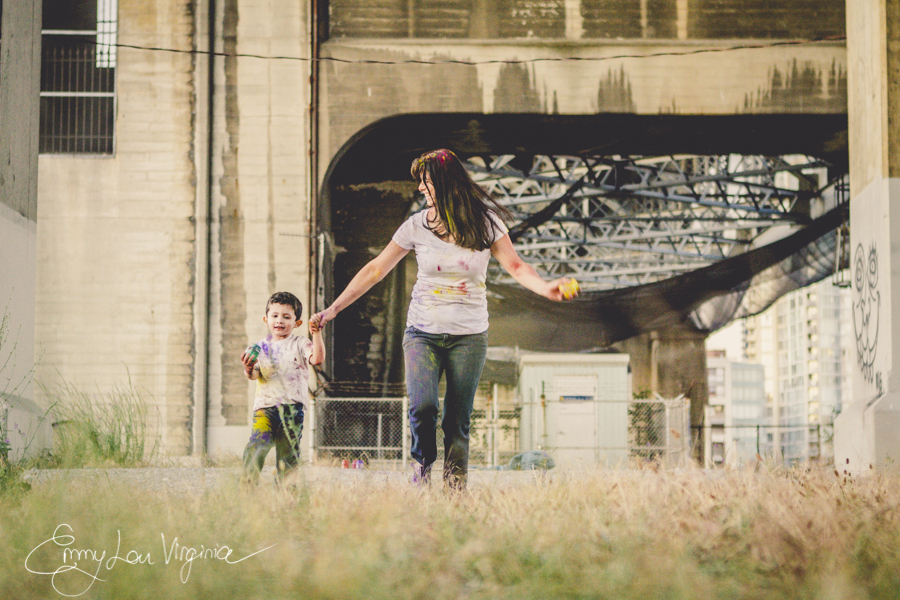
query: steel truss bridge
[{"left": 412, "top": 153, "right": 848, "bottom": 291}]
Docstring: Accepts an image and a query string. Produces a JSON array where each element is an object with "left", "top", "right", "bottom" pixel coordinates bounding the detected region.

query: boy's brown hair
[{"left": 265, "top": 291, "right": 302, "bottom": 319}]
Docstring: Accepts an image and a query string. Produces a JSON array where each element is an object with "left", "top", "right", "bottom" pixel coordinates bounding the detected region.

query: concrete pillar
[
  {"left": 834, "top": 0, "right": 900, "bottom": 472},
  {"left": 613, "top": 327, "right": 709, "bottom": 461},
  {"left": 0, "top": 0, "right": 41, "bottom": 221},
  {"left": 0, "top": 0, "right": 45, "bottom": 458}
]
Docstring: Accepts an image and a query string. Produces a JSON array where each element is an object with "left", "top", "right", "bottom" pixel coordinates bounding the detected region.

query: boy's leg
[
  {"left": 441, "top": 332, "right": 488, "bottom": 490},
  {"left": 274, "top": 403, "right": 305, "bottom": 482},
  {"left": 402, "top": 327, "right": 444, "bottom": 482},
  {"left": 242, "top": 408, "right": 277, "bottom": 484}
]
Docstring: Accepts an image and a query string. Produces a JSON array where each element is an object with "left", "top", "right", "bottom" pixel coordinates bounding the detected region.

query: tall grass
[
  {"left": 0, "top": 303, "right": 43, "bottom": 494},
  {"left": 42, "top": 377, "right": 159, "bottom": 467},
  {"left": 3, "top": 465, "right": 899, "bottom": 599}
]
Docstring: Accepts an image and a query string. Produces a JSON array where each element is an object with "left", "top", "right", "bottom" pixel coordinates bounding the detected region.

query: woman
[{"left": 313, "top": 149, "right": 575, "bottom": 489}]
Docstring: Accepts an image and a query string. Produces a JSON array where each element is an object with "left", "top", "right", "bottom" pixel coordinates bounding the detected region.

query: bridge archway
[{"left": 317, "top": 113, "right": 848, "bottom": 431}]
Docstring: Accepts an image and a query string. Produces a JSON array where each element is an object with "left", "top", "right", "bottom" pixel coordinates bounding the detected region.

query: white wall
[{"left": 0, "top": 203, "right": 42, "bottom": 458}]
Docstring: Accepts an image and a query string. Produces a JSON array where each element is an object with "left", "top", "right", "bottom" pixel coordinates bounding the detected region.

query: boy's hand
[
  {"left": 240, "top": 351, "right": 257, "bottom": 377},
  {"left": 309, "top": 313, "right": 324, "bottom": 334}
]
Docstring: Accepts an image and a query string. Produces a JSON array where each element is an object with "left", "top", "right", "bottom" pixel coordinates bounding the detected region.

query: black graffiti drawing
[{"left": 853, "top": 243, "right": 880, "bottom": 383}]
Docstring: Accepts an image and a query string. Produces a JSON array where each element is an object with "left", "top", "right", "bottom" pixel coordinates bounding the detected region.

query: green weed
[{"left": 42, "top": 376, "right": 159, "bottom": 467}]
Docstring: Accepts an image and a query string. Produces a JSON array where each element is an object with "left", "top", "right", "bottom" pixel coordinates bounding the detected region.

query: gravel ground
[
  {"left": 23, "top": 466, "right": 247, "bottom": 495},
  {"left": 21, "top": 465, "right": 555, "bottom": 495}
]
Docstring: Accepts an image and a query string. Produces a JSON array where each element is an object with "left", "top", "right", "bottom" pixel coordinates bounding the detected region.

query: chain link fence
[
  {"left": 698, "top": 422, "right": 835, "bottom": 466},
  {"left": 628, "top": 395, "right": 692, "bottom": 467},
  {"left": 310, "top": 397, "right": 408, "bottom": 467},
  {"left": 308, "top": 396, "right": 522, "bottom": 469},
  {"left": 310, "top": 391, "right": 694, "bottom": 469}
]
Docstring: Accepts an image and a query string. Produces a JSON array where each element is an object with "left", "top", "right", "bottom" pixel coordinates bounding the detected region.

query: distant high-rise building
[
  {"left": 705, "top": 350, "right": 766, "bottom": 467},
  {"left": 743, "top": 279, "right": 853, "bottom": 465}
]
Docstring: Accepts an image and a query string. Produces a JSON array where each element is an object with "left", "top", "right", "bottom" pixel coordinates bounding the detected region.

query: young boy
[{"left": 241, "top": 291, "right": 325, "bottom": 484}]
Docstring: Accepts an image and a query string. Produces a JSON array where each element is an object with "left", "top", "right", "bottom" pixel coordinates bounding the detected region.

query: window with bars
[{"left": 40, "top": 0, "right": 116, "bottom": 154}]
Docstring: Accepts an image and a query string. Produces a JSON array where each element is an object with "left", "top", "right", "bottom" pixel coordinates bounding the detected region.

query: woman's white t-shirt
[{"left": 392, "top": 209, "right": 509, "bottom": 335}]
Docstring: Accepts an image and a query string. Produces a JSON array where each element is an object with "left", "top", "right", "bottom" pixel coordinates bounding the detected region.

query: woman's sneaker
[{"left": 410, "top": 462, "right": 432, "bottom": 486}]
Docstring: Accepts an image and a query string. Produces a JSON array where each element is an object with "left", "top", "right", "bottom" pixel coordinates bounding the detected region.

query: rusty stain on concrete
[
  {"left": 597, "top": 66, "right": 635, "bottom": 113},
  {"left": 745, "top": 60, "right": 847, "bottom": 113}
]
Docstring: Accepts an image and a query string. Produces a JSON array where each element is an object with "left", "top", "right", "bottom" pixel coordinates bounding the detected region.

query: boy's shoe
[{"left": 410, "top": 462, "right": 432, "bottom": 486}]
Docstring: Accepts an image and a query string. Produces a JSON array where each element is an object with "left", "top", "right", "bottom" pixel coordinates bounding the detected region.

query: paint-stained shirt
[
  {"left": 392, "top": 209, "right": 508, "bottom": 335},
  {"left": 251, "top": 334, "right": 314, "bottom": 410}
]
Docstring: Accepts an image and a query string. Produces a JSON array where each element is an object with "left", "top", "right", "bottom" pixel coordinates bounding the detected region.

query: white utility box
[{"left": 517, "top": 352, "right": 631, "bottom": 468}]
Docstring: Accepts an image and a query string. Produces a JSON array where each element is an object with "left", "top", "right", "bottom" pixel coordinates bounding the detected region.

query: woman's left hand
[
  {"left": 546, "top": 278, "right": 577, "bottom": 301},
  {"left": 492, "top": 236, "right": 578, "bottom": 302}
]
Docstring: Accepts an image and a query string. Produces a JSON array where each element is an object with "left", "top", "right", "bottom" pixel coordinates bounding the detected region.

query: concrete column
[
  {"left": 191, "top": 0, "right": 215, "bottom": 457},
  {"left": 564, "top": 0, "right": 583, "bottom": 40},
  {"left": 0, "top": 0, "right": 41, "bottom": 221},
  {"left": 614, "top": 327, "right": 709, "bottom": 461},
  {"left": 0, "top": 0, "right": 44, "bottom": 458},
  {"left": 834, "top": 0, "right": 900, "bottom": 472}
]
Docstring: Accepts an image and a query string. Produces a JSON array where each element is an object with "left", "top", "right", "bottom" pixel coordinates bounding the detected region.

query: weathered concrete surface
[
  {"left": 320, "top": 41, "right": 847, "bottom": 162},
  {"left": 0, "top": 0, "right": 42, "bottom": 458},
  {"left": 31, "top": 0, "right": 856, "bottom": 460},
  {"left": 835, "top": 0, "right": 900, "bottom": 472},
  {"left": 35, "top": 0, "right": 199, "bottom": 454},
  {"left": 329, "top": 0, "right": 844, "bottom": 41},
  {"left": 33, "top": 0, "right": 314, "bottom": 458},
  {"left": 614, "top": 329, "right": 709, "bottom": 436},
  {"left": 0, "top": 0, "right": 41, "bottom": 222},
  {"left": 205, "top": 0, "right": 312, "bottom": 454}
]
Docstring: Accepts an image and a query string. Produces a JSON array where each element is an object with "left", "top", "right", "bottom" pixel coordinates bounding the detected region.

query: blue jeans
[{"left": 402, "top": 326, "right": 488, "bottom": 488}]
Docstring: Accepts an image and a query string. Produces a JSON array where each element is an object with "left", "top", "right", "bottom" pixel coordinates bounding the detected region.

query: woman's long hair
[{"left": 410, "top": 149, "right": 512, "bottom": 251}]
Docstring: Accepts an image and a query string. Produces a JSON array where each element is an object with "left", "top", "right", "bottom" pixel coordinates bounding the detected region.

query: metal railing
[
  {"left": 309, "top": 391, "right": 696, "bottom": 469},
  {"left": 695, "top": 422, "right": 834, "bottom": 466},
  {"left": 40, "top": 25, "right": 116, "bottom": 154}
]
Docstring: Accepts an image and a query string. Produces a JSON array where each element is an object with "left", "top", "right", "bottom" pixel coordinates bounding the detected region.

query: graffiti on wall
[{"left": 853, "top": 243, "right": 881, "bottom": 391}]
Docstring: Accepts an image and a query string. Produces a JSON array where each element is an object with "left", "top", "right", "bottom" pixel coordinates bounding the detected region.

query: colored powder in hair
[
  {"left": 442, "top": 195, "right": 457, "bottom": 235},
  {"left": 445, "top": 212, "right": 456, "bottom": 235}
]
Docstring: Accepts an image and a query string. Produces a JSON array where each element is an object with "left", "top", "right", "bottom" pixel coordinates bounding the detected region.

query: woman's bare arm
[
  {"left": 313, "top": 241, "right": 410, "bottom": 327},
  {"left": 491, "top": 234, "right": 574, "bottom": 301}
]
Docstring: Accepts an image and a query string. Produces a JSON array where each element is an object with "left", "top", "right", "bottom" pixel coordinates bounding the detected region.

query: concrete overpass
[
  {"left": 313, "top": 2, "right": 850, "bottom": 453},
  {"left": 3, "top": 0, "right": 896, "bottom": 464}
]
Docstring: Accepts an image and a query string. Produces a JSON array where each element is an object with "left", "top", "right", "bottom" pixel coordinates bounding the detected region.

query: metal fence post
[
  {"left": 491, "top": 382, "right": 500, "bottom": 468},
  {"left": 376, "top": 412, "right": 383, "bottom": 460},
  {"left": 308, "top": 395, "right": 316, "bottom": 465},
  {"left": 402, "top": 395, "right": 410, "bottom": 467},
  {"left": 756, "top": 424, "right": 760, "bottom": 458}
]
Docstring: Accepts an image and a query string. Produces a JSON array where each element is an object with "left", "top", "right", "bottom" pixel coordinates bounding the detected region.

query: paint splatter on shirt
[
  {"left": 251, "top": 334, "right": 314, "bottom": 410},
  {"left": 392, "top": 209, "right": 508, "bottom": 335}
]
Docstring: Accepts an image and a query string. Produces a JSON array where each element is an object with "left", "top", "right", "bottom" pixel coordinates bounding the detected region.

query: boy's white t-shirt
[
  {"left": 251, "top": 334, "right": 314, "bottom": 411},
  {"left": 392, "top": 209, "right": 508, "bottom": 335}
]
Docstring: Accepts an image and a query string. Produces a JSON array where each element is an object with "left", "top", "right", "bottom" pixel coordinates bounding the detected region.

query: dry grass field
[{"left": 2, "top": 463, "right": 899, "bottom": 600}]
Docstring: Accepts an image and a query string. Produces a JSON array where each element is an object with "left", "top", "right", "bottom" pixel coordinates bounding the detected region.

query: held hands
[
  {"left": 311, "top": 306, "right": 337, "bottom": 331},
  {"left": 309, "top": 313, "right": 324, "bottom": 335}
]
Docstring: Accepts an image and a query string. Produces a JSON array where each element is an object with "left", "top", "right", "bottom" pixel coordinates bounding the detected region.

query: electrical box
[{"left": 518, "top": 353, "right": 631, "bottom": 468}]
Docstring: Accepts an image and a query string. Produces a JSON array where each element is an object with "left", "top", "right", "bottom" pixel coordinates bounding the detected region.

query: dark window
[{"left": 40, "top": 0, "right": 116, "bottom": 154}]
